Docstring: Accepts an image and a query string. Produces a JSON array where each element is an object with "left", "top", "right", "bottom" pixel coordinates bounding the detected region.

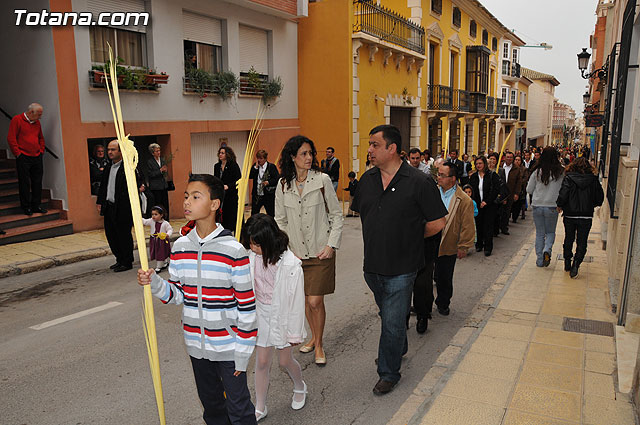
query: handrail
[
  {"left": 353, "top": 0, "right": 425, "bottom": 55},
  {"left": 0, "top": 106, "right": 59, "bottom": 159}
]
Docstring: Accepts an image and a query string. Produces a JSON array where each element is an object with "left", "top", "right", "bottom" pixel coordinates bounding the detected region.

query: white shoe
[
  {"left": 255, "top": 406, "right": 267, "bottom": 422},
  {"left": 154, "top": 267, "right": 161, "bottom": 272},
  {"left": 291, "top": 381, "right": 307, "bottom": 410}
]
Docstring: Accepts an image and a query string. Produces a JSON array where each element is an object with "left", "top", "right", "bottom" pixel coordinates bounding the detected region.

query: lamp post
[
  {"left": 577, "top": 48, "right": 608, "bottom": 80},
  {"left": 583, "top": 91, "right": 591, "bottom": 105}
]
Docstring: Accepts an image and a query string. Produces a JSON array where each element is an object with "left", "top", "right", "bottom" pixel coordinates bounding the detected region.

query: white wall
[
  {"left": 526, "top": 80, "right": 553, "bottom": 144},
  {"left": 0, "top": 0, "right": 69, "bottom": 207},
  {"left": 72, "top": 0, "right": 299, "bottom": 123}
]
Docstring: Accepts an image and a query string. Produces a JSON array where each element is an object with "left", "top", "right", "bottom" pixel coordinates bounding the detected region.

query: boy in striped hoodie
[{"left": 138, "top": 174, "right": 258, "bottom": 425}]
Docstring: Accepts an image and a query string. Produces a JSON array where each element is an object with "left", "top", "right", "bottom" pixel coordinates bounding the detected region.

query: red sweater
[{"left": 7, "top": 113, "right": 45, "bottom": 157}]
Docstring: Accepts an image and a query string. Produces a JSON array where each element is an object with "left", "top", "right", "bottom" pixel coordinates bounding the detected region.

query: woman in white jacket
[{"left": 240, "top": 213, "right": 307, "bottom": 421}]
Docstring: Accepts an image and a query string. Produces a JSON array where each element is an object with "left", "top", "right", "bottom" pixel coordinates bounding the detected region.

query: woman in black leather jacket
[
  {"left": 556, "top": 157, "right": 604, "bottom": 278},
  {"left": 469, "top": 156, "right": 501, "bottom": 256}
]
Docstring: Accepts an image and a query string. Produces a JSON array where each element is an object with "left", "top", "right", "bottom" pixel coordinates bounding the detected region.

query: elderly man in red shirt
[{"left": 7, "top": 103, "right": 47, "bottom": 216}]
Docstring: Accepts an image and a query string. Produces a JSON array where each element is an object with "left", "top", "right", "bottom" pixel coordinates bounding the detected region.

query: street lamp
[
  {"left": 583, "top": 91, "right": 591, "bottom": 105},
  {"left": 577, "top": 48, "right": 607, "bottom": 80}
]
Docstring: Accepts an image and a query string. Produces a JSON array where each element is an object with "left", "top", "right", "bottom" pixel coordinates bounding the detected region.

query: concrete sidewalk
[
  {"left": 391, "top": 214, "right": 637, "bottom": 425},
  {"left": 0, "top": 221, "right": 185, "bottom": 278}
]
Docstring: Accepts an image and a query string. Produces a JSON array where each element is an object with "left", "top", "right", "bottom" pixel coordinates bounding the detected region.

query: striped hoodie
[{"left": 149, "top": 224, "right": 257, "bottom": 371}]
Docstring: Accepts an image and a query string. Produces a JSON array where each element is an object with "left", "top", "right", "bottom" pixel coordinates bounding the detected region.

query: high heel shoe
[
  {"left": 255, "top": 406, "right": 268, "bottom": 422},
  {"left": 291, "top": 381, "right": 307, "bottom": 410},
  {"left": 299, "top": 342, "right": 315, "bottom": 353}
]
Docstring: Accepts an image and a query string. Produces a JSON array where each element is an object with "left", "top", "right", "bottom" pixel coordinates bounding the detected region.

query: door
[{"left": 390, "top": 107, "right": 411, "bottom": 154}]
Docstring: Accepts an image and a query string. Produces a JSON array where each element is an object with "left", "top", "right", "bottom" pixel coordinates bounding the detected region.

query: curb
[
  {"left": 389, "top": 233, "right": 536, "bottom": 425},
  {"left": 0, "top": 234, "right": 180, "bottom": 279}
]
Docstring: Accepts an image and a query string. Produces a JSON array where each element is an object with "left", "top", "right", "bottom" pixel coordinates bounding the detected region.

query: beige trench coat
[{"left": 275, "top": 170, "right": 343, "bottom": 259}]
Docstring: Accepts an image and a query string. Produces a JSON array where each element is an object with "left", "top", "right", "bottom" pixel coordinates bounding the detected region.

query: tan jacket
[
  {"left": 275, "top": 170, "right": 343, "bottom": 259},
  {"left": 439, "top": 185, "right": 476, "bottom": 257}
]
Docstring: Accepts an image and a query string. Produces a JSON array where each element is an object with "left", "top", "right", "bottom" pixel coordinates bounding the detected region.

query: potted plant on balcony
[
  {"left": 262, "top": 76, "right": 283, "bottom": 105},
  {"left": 243, "top": 66, "right": 264, "bottom": 95},
  {"left": 212, "top": 71, "right": 239, "bottom": 101},
  {"left": 144, "top": 69, "right": 169, "bottom": 85},
  {"left": 185, "top": 67, "right": 214, "bottom": 98}
]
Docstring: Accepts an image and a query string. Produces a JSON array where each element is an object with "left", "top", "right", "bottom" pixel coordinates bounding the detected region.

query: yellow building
[{"left": 298, "top": 0, "right": 526, "bottom": 183}]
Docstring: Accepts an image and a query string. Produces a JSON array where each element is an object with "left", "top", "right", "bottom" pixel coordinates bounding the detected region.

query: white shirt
[
  {"left": 478, "top": 175, "right": 484, "bottom": 202},
  {"left": 524, "top": 159, "right": 532, "bottom": 169},
  {"left": 256, "top": 162, "right": 267, "bottom": 196},
  {"left": 106, "top": 160, "right": 122, "bottom": 203},
  {"left": 194, "top": 223, "right": 224, "bottom": 244},
  {"left": 155, "top": 157, "right": 161, "bottom": 168},
  {"left": 503, "top": 163, "right": 512, "bottom": 182}
]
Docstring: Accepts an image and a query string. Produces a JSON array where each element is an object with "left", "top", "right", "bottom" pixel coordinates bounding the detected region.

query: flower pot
[{"left": 145, "top": 74, "right": 169, "bottom": 85}]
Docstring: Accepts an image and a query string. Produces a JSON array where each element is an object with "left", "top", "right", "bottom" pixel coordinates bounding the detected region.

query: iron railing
[
  {"left": 500, "top": 104, "right": 520, "bottom": 120},
  {"left": 455, "top": 89, "right": 470, "bottom": 112},
  {"left": 239, "top": 72, "right": 268, "bottom": 96},
  {"left": 353, "top": 0, "right": 425, "bottom": 55},
  {"left": 486, "top": 96, "right": 495, "bottom": 114},
  {"left": 502, "top": 60, "right": 510, "bottom": 76},
  {"left": 469, "top": 92, "right": 486, "bottom": 113},
  {"left": 600, "top": 44, "right": 618, "bottom": 178},
  {"left": 427, "top": 85, "right": 471, "bottom": 112},
  {"left": 512, "top": 63, "right": 521, "bottom": 78}
]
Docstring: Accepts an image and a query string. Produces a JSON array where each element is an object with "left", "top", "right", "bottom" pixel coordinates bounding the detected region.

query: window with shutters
[
  {"left": 466, "top": 46, "right": 489, "bottom": 94},
  {"left": 239, "top": 25, "right": 270, "bottom": 95},
  {"left": 512, "top": 48, "right": 519, "bottom": 63},
  {"left": 501, "top": 87, "right": 509, "bottom": 103},
  {"left": 88, "top": 0, "right": 147, "bottom": 67},
  {"left": 452, "top": 7, "right": 461, "bottom": 28},
  {"left": 182, "top": 12, "right": 223, "bottom": 75},
  {"left": 503, "top": 42, "right": 510, "bottom": 59},
  {"left": 482, "top": 29, "right": 488, "bottom": 46},
  {"left": 469, "top": 20, "right": 477, "bottom": 38},
  {"left": 492, "top": 37, "right": 498, "bottom": 52}
]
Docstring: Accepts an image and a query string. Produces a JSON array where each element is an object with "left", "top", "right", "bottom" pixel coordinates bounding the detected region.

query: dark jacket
[
  {"left": 96, "top": 162, "right": 141, "bottom": 225},
  {"left": 344, "top": 178, "right": 358, "bottom": 195},
  {"left": 146, "top": 157, "right": 168, "bottom": 191},
  {"left": 89, "top": 157, "right": 110, "bottom": 195},
  {"left": 321, "top": 157, "right": 340, "bottom": 183},
  {"left": 498, "top": 165, "right": 524, "bottom": 201},
  {"left": 469, "top": 170, "right": 501, "bottom": 207},
  {"left": 249, "top": 162, "right": 279, "bottom": 197},
  {"left": 556, "top": 172, "right": 604, "bottom": 217},
  {"left": 214, "top": 161, "right": 242, "bottom": 199},
  {"left": 449, "top": 158, "right": 465, "bottom": 179}
]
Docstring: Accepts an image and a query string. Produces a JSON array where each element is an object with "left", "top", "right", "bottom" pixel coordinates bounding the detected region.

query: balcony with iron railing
[
  {"left": 426, "top": 85, "right": 471, "bottom": 112},
  {"left": 469, "top": 92, "right": 486, "bottom": 114},
  {"left": 501, "top": 61, "right": 521, "bottom": 80},
  {"left": 353, "top": 0, "right": 425, "bottom": 55},
  {"left": 500, "top": 104, "right": 521, "bottom": 120}
]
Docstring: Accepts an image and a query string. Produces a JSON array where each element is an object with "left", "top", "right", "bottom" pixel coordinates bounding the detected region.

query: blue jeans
[
  {"left": 532, "top": 206, "right": 559, "bottom": 266},
  {"left": 364, "top": 271, "right": 416, "bottom": 383}
]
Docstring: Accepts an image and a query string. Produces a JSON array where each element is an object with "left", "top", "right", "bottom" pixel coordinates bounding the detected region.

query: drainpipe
[{"left": 619, "top": 162, "right": 640, "bottom": 326}]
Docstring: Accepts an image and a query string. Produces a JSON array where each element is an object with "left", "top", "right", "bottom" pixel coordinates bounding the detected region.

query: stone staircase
[{"left": 0, "top": 150, "right": 73, "bottom": 245}]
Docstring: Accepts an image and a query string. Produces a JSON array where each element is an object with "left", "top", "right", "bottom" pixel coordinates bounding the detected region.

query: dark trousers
[
  {"left": 364, "top": 271, "right": 416, "bottom": 383},
  {"left": 511, "top": 198, "right": 524, "bottom": 221},
  {"left": 499, "top": 199, "right": 514, "bottom": 232},
  {"left": 476, "top": 204, "right": 496, "bottom": 253},
  {"left": 190, "top": 357, "right": 256, "bottom": 425},
  {"left": 103, "top": 203, "right": 134, "bottom": 267},
  {"left": 563, "top": 217, "right": 592, "bottom": 265},
  {"left": 413, "top": 233, "right": 441, "bottom": 317},
  {"left": 251, "top": 193, "right": 275, "bottom": 216},
  {"left": 432, "top": 254, "right": 457, "bottom": 310},
  {"left": 151, "top": 189, "right": 169, "bottom": 220},
  {"left": 16, "top": 154, "right": 43, "bottom": 210}
]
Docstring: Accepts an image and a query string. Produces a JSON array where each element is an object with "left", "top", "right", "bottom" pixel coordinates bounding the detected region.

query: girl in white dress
[{"left": 240, "top": 213, "right": 307, "bottom": 421}]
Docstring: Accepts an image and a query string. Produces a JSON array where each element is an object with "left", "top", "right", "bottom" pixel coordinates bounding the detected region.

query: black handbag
[{"left": 166, "top": 180, "right": 176, "bottom": 191}]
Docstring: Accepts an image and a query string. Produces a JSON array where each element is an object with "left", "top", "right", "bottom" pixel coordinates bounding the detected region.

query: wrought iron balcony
[
  {"left": 427, "top": 85, "right": 471, "bottom": 112},
  {"left": 512, "top": 63, "right": 521, "bottom": 78},
  {"left": 487, "top": 96, "right": 495, "bottom": 114},
  {"left": 502, "top": 60, "right": 511, "bottom": 76},
  {"left": 469, "top": 92, "right": 487, "bottom": 114},
  {"left": 500, "top": 104, "right": 521, "bottom": 120},
  {"left": 353, "top": 0, "right": 425, "bottom": 55},
  {"left": 455, "top": 89, "right": 470, "bottom": 112},
  {"left": 501, "top": 61, "right": 521, "bottom": 79}
]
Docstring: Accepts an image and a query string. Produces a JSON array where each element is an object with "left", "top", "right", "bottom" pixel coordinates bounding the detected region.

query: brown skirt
[{"left": 302, "top": 255, "right": 336, "bottom": 296}]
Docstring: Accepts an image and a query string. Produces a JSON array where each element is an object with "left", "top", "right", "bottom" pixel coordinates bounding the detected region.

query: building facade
[
  {"left": 0, "top": 0, "right": 306, "bottom": 234},
  {"left": 299, "top": 0, "right": 525, "bottom": 183},
  {"left": 521, "top": 67, "right": 559, "bottom": 148},
  {"left": 551, "top": 100, "right": 576, "bottom": 145}
]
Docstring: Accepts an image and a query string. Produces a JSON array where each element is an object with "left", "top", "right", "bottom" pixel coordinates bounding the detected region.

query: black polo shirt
[{"left": 351, "top": 161, "right": 447, "bottom": 276}]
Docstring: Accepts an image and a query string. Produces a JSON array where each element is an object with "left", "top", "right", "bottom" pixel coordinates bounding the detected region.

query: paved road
[{"left": 0, "top": 216, "right": 532, "bottom": 425}]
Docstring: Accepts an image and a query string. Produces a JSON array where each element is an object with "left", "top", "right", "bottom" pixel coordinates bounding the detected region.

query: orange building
[{"left": 0, "top": 0, "right": 306, "bottom": 241}]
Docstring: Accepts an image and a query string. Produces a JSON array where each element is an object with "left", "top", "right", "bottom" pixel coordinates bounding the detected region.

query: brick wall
[{"left": 250, "top": 0, "right": 297, "bottom": 15}]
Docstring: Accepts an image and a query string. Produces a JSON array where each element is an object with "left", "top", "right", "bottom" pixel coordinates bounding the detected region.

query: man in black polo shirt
[{"left": 351, "top": 125, "right": 447, "bottom": 395}]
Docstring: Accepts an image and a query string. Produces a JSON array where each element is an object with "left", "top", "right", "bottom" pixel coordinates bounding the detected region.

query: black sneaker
[
  {"left": 543, "top": 252, "right": 551, "bottom": 267},
  {"left": 570, "top": 261, "right": 579, "bottom": 278},
  {"left": 438, "top": 307, "right": 450, "bottom": 316},
  {"left": 373, "top": 379, "right": 397, "bottom": 395}
]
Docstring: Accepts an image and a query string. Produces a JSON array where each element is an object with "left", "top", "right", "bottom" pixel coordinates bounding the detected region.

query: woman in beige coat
[{"left": 276, "top": 136, "right": 343, "bottom": 365}]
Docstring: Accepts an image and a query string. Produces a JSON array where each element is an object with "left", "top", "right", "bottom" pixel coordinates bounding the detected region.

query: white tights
[{"left": 254, "top": 345, "right": 304, "bottom": 413}]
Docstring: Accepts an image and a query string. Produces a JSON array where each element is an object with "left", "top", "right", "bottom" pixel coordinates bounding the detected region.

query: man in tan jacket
[{"left": 431, "top": 162, "right": 476, "bottom": 316}]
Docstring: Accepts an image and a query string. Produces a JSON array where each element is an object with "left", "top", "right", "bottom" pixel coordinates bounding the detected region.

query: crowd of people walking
[{"left": 129, "top": 122, "right": 601, "bottom": 424}]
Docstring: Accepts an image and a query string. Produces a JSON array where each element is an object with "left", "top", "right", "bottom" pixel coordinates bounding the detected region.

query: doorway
[{"left": 390, "top": 107, "right": 411, "bottom": 153}]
